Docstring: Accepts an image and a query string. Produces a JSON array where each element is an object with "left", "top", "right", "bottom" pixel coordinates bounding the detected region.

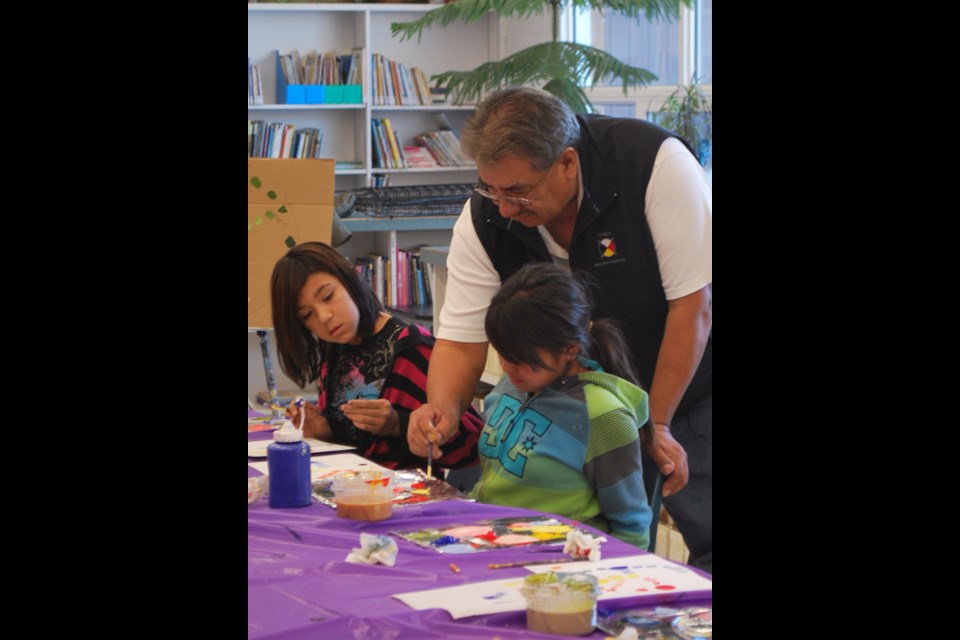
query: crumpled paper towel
[
  {"left": 346, "top": 533, "right": 398, "bottom": 566},
  {"left": 248, "top": 475, "right": 267, "bottom": 505},
  {"left": 563, "top": 529, "right": 606, "bottom": 562}
]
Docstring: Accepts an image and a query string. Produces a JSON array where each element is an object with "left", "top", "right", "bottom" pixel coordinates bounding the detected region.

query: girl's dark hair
[
  {"left": 270, "top": 242, "right": 383, "bottom": 388},
  {"left": 485, "top": 262, "right": 640, "bottom": 386}
]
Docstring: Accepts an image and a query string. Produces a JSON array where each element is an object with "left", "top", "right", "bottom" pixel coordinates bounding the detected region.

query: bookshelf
[
  {"left": 248, "top": 3, "right": 495, "bottom": 192},
  {"left": 419, "top": 245, "right": 503, "bottom": 386},
  {"left": 247, "top": 3, "right": 498, "bottom": 400}
]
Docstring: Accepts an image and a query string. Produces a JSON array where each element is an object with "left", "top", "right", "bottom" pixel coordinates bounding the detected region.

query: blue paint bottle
[{"left": 267, "top": 420, "right": 312, "bottom": 508}]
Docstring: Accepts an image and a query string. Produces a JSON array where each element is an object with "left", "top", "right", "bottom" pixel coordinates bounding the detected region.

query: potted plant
[
  {"left": 653, "top": 78, "right": 711, "bottom": 166},
  {"left": 390, "top": 0, "right": 692, "bottom": 114}
]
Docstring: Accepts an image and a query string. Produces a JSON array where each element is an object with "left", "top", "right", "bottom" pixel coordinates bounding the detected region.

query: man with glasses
[{"left": 408, "top": 87, "right": 712, "bottom": 575}]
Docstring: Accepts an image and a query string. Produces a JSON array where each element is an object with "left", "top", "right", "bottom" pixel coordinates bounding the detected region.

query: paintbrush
[
  {"left": 487, "top": 557, "right": 590, "bottom": 569},
  {"left": 426, "top": 419, "right": 434, "bottom": 478}
]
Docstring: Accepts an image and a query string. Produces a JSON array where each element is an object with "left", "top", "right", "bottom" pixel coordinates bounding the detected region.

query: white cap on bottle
[{"left": 273, "top": 420, "right": 304, "bottom": 443}]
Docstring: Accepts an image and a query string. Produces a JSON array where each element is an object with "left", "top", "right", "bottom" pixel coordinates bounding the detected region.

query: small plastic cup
[
  {"left": 332, "top": 470, "right": 394, "bottom": 521},
  {"left": 521, "top": 571, "right": 599, "bottom": 636}
]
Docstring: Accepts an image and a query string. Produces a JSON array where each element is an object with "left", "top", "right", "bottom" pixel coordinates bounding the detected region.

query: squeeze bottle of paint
[{"left": 267, "top": 407, "right": 312, "bottom": 508}]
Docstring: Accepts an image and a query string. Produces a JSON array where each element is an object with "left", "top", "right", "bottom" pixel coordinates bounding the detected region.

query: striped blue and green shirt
[{"left": 470, "top": 368, "right": 652, "bottom": 549}]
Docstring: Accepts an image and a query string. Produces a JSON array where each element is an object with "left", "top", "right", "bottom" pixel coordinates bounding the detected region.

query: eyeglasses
[{"left": 474, "top": 161, "right": 556, "bottom": 207}]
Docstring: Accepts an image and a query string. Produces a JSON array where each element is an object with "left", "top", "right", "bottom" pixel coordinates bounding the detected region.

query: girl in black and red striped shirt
[{"left": 272, "top": 241, "right": 481, "bottom": 473}]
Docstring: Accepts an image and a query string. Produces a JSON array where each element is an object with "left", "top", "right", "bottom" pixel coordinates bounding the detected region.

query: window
[
  {"left": 568, "top": 1, "right": 712, "bottom": 117},
  {"left": 699, "top": 0, "right": 712, "bottom": 84},
  {"left": 580, "top": 10, "right": 680, "bottom": 87}
]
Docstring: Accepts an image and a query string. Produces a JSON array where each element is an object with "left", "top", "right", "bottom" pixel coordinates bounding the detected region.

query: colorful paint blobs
[
  {"left": 255, "top": 217, "right": 263, "bottom": 225},
  {"left": 278, "top": 205, "right": 288, "bottom": 213},
  {"left": 266, "top": 211, "right": 275, "bottom": 219},
  {"left": 248, "top": 223, "right": 252, "bottom": 231},
  {"left": 267, "top": 190, "right": 278, "bottom": 199},
  {"left": 393, "top": 516, "right": 585, "bottom": 554},
  {"left": 528, "top": 525, "right": 571, "bottom": 540},
  {"left": 433, "top": 543, "right": 476, "bottom": 554},
  {"left": 442, "top": 526, "right": 495, "bottom": 539},
  {"left": 250, "top": 176, "right": 262, "bottom": 188},
  {"left": 285, "top": 236, "right": 296, "bottom": 248},
  {"left": 492, "top": 534, "right": 538, "bottom": 546},
  {"left": 313, "top": 468, "right": 467, "bottom": 510}
]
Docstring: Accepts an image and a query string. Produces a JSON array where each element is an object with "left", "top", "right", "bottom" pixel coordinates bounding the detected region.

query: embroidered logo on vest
[
  {"left": 595, "top": 232, "right": 626, "bottom": 267},
  {"left": 597, "top": 233, "right": 617, "bottom": 259}
]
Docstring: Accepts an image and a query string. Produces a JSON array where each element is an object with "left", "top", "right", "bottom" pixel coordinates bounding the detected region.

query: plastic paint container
[
  {"left": 267, "top": 421, "right": 312, "bottom": 508},
  {"left": 521, "top": 571, "right": 599, "bottom": 636},
  {"left": 332, "top": 470, "right": 394, "bottom": 521}
]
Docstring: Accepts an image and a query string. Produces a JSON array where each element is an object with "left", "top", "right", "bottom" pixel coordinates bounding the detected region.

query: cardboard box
[{"left": 248, "top": 158, "right": 335, "bottom": 328}]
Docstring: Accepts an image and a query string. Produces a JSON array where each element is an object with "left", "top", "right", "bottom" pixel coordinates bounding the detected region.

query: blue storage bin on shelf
[
  {"left": 306, "top": 84, "right": 361, "bottom": 104},
  {"left": 305, "top": 85, "right": 326, "bottom": 104}
]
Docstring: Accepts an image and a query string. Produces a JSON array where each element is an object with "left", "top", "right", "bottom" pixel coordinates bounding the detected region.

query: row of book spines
[
  {"left": 355, "top": 252, "right": 433, "bottom": 308},
  {"left": 278, "top": 49, "right": 363, "bottom": 86},
  {"left": 414, "top": 130, "right": 472, "bottom": 167},
  {"left": 248, "top": 120, "right": 323, "bottom": 159},
  {"left": 248, "top": 59, "right": 264, "bottom": 105},
  {"left": 371, "top": 53, "right": 433, "bottom": 107},
  {"left": 372, "top": 122, "right": 471, "bottom": 169},
  {"left": 372, "top": 118, "right": 406, "bottom": 169}
]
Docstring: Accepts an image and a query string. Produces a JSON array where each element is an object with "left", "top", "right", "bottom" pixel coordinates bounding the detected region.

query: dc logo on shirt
[{"left": 596, "top": 232, "right": 617, "bottom": 259}]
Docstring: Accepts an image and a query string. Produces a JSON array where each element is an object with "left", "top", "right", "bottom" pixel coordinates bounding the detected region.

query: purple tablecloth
[{"left": 248, "top": 454, "right": 711, "bottom": 639}]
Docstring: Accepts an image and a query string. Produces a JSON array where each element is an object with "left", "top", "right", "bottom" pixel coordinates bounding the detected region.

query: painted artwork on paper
[{"left": 393, "top": 554, "right": 712, "bottom": 620}]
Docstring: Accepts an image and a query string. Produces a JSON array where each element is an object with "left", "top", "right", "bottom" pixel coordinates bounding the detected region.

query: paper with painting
[{"left": 392, "top": 554, "right": 712, "bottom": 619}]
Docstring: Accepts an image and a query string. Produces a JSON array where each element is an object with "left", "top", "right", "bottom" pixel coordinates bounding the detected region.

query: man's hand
[
  {"left": 408, "top": 404, "right": 459, "bottom": 458},
  {"left": 642, "top": 425, "right": 689, "bottom": 497}
]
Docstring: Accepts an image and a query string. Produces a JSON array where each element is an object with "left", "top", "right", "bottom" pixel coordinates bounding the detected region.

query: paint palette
[
  {"left": 312, "top": 468, "right": 467, "bottom": 508},
  {"left": 596, "top": 604, "right": 713, "bottom": 639},
  {"left": 391, "top": 516, "right": 586, "bottom": 554}
]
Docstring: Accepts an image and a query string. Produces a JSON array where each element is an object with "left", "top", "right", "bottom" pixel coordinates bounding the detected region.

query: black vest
[{"left": 470, "top": 114, "right": 711, "bottom": 417}]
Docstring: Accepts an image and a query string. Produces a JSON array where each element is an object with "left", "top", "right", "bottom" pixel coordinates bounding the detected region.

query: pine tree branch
[
  {"left": 391, "top": 0, "right": 688, "bottom": 43},
  {"left": 432, "top": 42, "right": 658, "bottom": 111},
  {"left": 391, "top": 0, "right": 551, "bottom": 43}
]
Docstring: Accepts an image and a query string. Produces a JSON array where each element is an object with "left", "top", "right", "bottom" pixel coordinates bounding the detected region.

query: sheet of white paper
[
  {"left": 247, "top": 438, "right": 355, "bottom": 458},
  {"left": 526, "top": 554, "right": 713, "bottom": 596},
  {"left": 393, "top": 577, "right": 528, "bottom": 619},
  {"left": 248, "top": 452, "right": 390, "bottom": 481},
  {"left": 392, "top": 554, "right": 711, "bottom": 619}
]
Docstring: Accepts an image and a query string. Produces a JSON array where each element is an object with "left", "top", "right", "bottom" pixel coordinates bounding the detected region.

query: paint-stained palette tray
[
  {"left": 391, "top": 516, "right": 588, "bottom": 554},
  {"left": 596, "top": 604, "right": 712, "bottom": 639},
  {"left": 312, "top": 468, "right": 467, "bottom": 508}
]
